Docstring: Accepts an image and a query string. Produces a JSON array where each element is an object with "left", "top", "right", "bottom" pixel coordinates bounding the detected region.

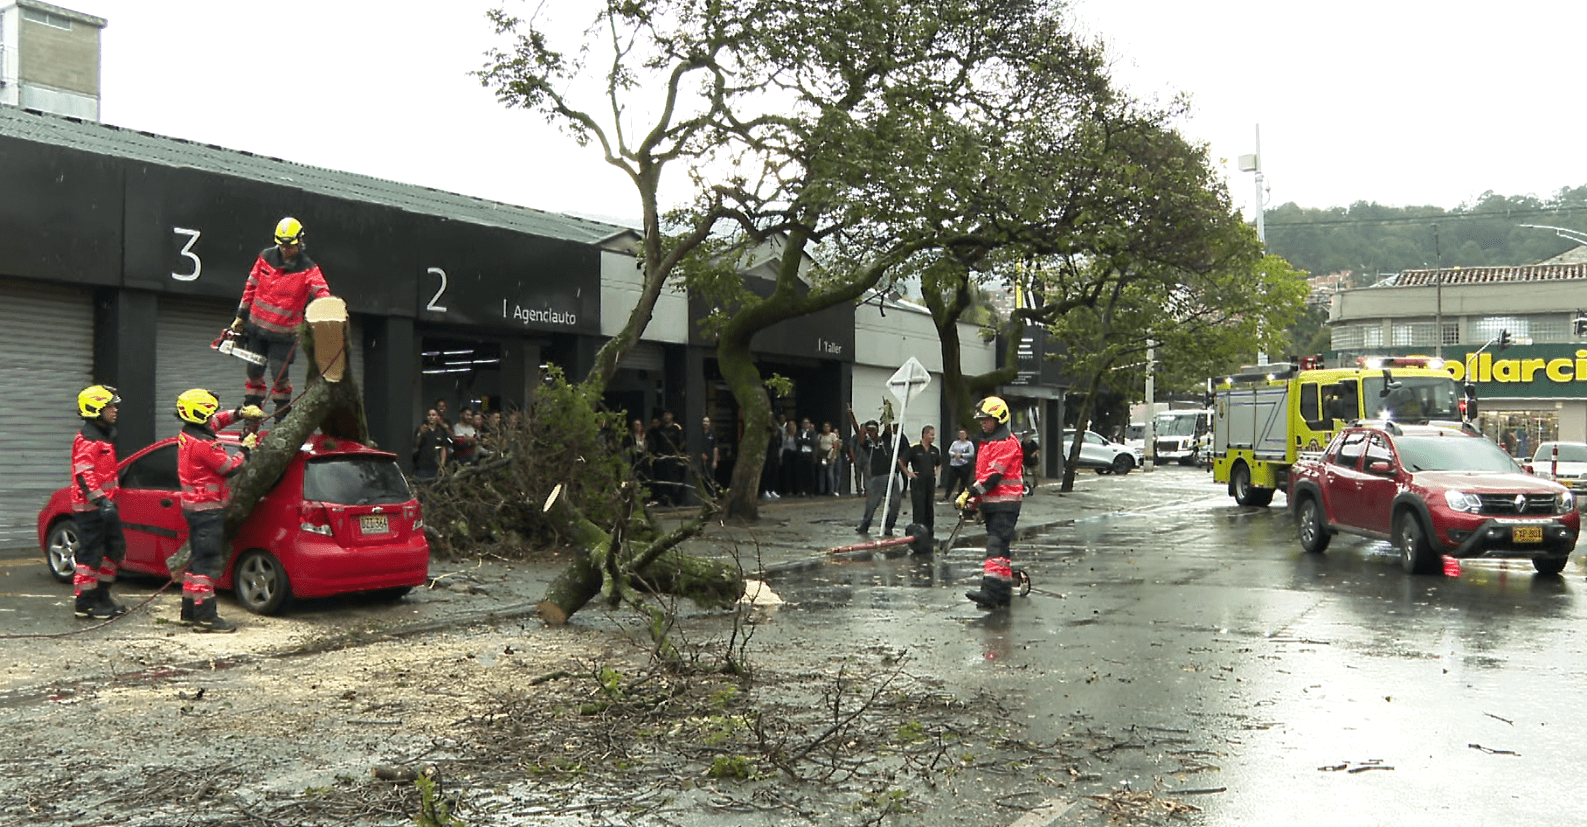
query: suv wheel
[
  {"left": 1297, "top": 496, "right": 1331, "bottom": 554},
  {"left": 1112, "top": 455, "right": 1134, "bottom": 475},
  {"left": 1395, "top": 511, "right": 1438, "bottom": 574},
  {"left": 1533, "top": 555, "right": 1569, "bottom": 575}
]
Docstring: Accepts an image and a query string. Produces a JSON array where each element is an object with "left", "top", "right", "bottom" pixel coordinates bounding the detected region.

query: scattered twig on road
[
  {"left": 1483, "top": 712, "right": 1514, "bottom": 726},
  {"left": 1468, "top": 743, "right": 1520, "bottom": 756}
]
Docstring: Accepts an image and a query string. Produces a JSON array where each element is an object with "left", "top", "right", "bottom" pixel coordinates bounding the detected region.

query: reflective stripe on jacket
[
  {"left": 975, "top": 435, "right": 1024, "bottom": 504},
  {"left": 237, "top": 247, "right": 331, "bottom": 335},
  {"left": 177, "top": 411, "right": 245, "bottom": 512},
  {"left": 69, "top": 421, "right": 119, "bottom": 512}
]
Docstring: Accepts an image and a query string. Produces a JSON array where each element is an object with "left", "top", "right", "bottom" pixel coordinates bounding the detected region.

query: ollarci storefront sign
[{"left": 1334, "top": 346, "right": 1587, "bottom": 400}]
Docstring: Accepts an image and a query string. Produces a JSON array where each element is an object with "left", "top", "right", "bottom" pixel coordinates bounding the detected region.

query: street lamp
[{"left": 1238, "top": 125, "right": 1267, "bottom": 365}]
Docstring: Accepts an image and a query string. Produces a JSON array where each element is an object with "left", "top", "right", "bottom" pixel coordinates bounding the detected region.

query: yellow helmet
[
  {"left": 273, "top": 216, "right": 304, "bottom": 246},
  {"left": 77, "top": 385, "right": 120, "bottom": 419},
  {"left": 176, "top": 388, "right": 220, "bottom": 425},
  {"left": 973, "top": 395, "right": 1010, "bottom": 425}
]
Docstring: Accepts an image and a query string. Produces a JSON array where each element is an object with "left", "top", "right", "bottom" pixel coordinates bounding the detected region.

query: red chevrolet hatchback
[{"left": 38, "top": 432, "right": 430, "bottom": 614}]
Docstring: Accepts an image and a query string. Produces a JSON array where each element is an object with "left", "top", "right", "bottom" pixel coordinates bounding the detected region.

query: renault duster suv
[{"left": 1288, "top": 422, "right": 1579, "bottom": 574}]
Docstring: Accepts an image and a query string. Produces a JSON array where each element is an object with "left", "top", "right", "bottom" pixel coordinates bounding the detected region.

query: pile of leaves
[{"left": 417, "top": 368, "right": 642, "bottom": 560}]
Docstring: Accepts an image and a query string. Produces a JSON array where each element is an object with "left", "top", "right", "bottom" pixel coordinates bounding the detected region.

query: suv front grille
[{"left": 1477, "top": 493, "right": 1557, "bottom": 515}]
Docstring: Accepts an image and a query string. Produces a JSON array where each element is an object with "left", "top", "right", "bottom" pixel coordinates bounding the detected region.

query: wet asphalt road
[{"left": 748, "top": 466, "right": 1587, "bottom": 826}]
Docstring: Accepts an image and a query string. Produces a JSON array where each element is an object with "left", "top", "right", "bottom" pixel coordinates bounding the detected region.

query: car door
[
  {"left": 1323, "top": 430, "right": 1371, "bottom": 531},
  {"left": 1082, "top": 431, "right": 1111, "bottom": 467},
  {"left": 114, "top": 443, "right": 187, "bottom": 575},
  {"left": 1356, "top": 433, "right": 1400, "bottom": 536}
]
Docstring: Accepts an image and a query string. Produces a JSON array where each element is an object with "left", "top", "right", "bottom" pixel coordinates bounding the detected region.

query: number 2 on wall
[
  {"left": 171, "top": 227, "right": 202, "bottom": 281},
  {"left": 426, "top": 267, "right": 448, "bottom": 312}
]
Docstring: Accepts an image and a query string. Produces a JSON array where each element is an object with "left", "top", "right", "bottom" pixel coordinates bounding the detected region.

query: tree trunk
[{"left": 536, "top": 548, "right": 743, "bottom": 626}]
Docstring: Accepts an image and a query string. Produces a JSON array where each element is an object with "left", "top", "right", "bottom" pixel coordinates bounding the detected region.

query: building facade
[
  {"left": 1328, "top": 262, "right": 1587, "bottom": 452},
  {"left": 0, "top": 0, "right": 104, "bottom": 119}
]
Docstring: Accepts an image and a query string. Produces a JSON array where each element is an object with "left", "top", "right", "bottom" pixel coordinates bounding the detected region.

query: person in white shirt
[{"left": 944, "top": 427, "right": 976, "bottom": 502}]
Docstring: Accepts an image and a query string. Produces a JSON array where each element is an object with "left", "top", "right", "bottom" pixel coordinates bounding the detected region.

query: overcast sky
[{"left": 74, "top": 1, "right": 1587, "bottom": 227}]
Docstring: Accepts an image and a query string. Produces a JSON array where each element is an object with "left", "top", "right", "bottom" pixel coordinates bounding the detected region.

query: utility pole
[
  {"left": 1144, "top": 340, "right": 1156, "bottom": 473},
  {"left": 1239, "top": 125, "right": 1268, "bottom": 365},
  {"left": 1433, "top": 223, "right": 1443, "bottom": 358}
]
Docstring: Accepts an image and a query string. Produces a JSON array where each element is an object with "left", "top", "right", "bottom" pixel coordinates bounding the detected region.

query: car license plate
[
  {"left": 360, "top": 514, "right": 390, "bottom": 535},
  {"left": 1513, "top": 525, "right": 1542, "bottom": 543}
]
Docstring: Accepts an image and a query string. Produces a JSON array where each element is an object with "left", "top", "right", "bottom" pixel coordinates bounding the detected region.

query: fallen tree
[{"left": 412, "top": 368, "right": 744, "bottom": 630}]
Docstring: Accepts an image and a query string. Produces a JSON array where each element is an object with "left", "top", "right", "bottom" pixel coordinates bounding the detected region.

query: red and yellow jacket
[
  {"left": 237, "top": 247, "right": 331, "bottom": 335},
  {"left": 177, "top": 410, "right": 246, "bottom": 513},
  {"left": 69, "top": 419, "right": 118, "bottom": 512},
  {"left": 973, "top": 433, "right": 1024, "bottom": 504}
]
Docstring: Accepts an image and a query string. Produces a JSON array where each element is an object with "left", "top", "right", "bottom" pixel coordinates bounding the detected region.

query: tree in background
[{"left": 1264, "top": 186, "right": 1587, "bottom": 280}]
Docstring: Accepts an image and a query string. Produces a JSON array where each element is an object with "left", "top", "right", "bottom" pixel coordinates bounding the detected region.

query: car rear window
[
  {"left": 1395, "top": 435, "right": 1521, "bottom": 473},
  {"left": 302, "top": 456, "right": 412, "bottom": 505}
]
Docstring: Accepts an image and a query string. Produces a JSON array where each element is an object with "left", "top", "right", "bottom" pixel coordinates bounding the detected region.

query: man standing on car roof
[
  {"left": 958, "top": 396, "right": 1023, "bottom": 610},
  {"left": 175, "top": 389, "right": 266, "bottom": 633},
  {"left": 69, "top": 385, "right": 129, "bottom": 621},
  {"left": 230, "top": 217, "right": 332, "bottom": 415}
]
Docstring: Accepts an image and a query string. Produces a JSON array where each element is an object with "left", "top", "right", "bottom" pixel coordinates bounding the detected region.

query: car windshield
[
  {"left": 1394, "top": 435, "right": 1521, "bottom": 473},
  {"left": 1534, "top": 444, "right": 1587, "bottom": 463},
  {"left": 302, "top": 456, "right": 413, "bottom": 505},
  {"left": 1360, "top": 375, "right": 1460, "bottom": 421}
]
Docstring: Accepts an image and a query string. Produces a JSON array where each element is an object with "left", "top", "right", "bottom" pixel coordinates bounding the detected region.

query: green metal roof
[{"left": 0, "top": 105, "right": 635, "bottom": 246}]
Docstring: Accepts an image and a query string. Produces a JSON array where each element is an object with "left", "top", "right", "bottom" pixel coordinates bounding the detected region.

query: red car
[
  {"left": 1289, "top": 422, "right": 1579, "bottom": 574},
  {"left": 39, "top": 432, "right": 430, "bottom": 614}
]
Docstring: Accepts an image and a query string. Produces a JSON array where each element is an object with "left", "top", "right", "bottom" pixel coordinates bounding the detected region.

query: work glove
[
  {"left": 94, "top": 497, "right": 118, "bottom": 519},
  {"left": 230, "top": 316, "right": 245, "bottom": 334},
  {"left": 241, "top": 433, "right": 259, "bottom": 450},
  {"left": 238, "top": 405, "right": 266, "bottom": 421},
  {"left": 954, "top": 489, "right": 974, "bottom": 511}
]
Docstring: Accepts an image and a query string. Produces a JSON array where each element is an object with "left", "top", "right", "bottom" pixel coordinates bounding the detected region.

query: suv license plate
[
  {"left": 1513, "top": 525, "right": 1542, "bottom": 543},
  {"left": 360, "top": 514, "right": 390, "bottom": 535}
]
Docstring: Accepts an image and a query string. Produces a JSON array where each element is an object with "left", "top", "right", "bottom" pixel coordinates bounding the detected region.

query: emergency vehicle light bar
[{"left": 1356, "top": 355, "right": 1446, "bottom": 370}]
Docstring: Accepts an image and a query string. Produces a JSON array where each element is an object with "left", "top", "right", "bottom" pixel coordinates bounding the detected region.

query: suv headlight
[
  {"left": 1444, "top": 490, "right": 1483, "bottom": 514},
  {"left": 1560, "top": 491, "right": 1576, "bottom": 513}
]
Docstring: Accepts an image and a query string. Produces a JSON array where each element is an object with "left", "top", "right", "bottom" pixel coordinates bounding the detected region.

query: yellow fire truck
[{"left": 1210, "top": 356, "right": 1467, "bottom": 506}]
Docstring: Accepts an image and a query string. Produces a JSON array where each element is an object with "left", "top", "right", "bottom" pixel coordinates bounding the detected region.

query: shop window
[
  {"left": 1469, "top": 316, "right": 1528, "bottom": 344},
  {"left": 1392, "top": 322, "right": 1433, "bottom": 347},
  {"left": 1530, "top": 317, "right": 1566, "bottom": 343},
  {"left": 1362, "top": 326, "right": 1383, "bottom": 348},
  {"left": 1331, "top": 326, "right": 1363, "bottom": 351},
  {"left": 1441, "top": 323, "right": 1460, "bottom": 346}
]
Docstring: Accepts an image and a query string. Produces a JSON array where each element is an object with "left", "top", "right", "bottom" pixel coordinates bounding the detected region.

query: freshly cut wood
[{"left": 305, "top": 296, "right": 349, "bottom": 382}]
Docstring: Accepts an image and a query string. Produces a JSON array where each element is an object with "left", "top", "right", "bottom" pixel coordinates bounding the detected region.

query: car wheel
[
  {"left": 1297, "top": 496, "right": 1331, "bottom": 554},
  {"left": 1112, "top": 455, "right": 1133, "bottom": 475},
  {"left": 1094, "top": 467, "right": 1111, "bottom": 475},
  {"left": 1231, "top": 463, "right": 1274, "bottom": 507},
  {"left": 1395, "top": 511, "right": 1438, "bottom": 575},
  {"left": 233, "top": 549, "right": 293, "bottom": 615},
  {"left": 44, "top": 519, "right": 78, "bottom": 584},
  {"left": 1533, "top": 555, "right": 1569, "bottom": 575}
]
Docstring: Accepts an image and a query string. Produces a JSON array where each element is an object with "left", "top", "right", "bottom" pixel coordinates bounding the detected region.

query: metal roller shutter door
[
  {"left": 0, "top": 281, "right": 95, "bottom": 549},
  {"left": 156, "top": 298, "right": 365, "bottom": 426}
]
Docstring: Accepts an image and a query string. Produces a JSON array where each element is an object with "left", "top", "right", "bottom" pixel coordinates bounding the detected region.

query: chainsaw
[{"left": 210, "top": 328, "right": 267, "bottom": 366}]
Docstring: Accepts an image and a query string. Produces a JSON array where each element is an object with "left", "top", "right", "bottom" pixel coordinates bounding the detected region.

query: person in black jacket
[{"left": 904, "top": 425, "right": 942, "bottom": 534}]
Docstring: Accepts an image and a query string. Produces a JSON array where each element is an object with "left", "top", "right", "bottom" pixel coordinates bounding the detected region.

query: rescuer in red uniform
[
  {"left": 69, "top": 385, "right": 129, "bottom": 620},
  {"left": 230, "top": 217, "right": 331, "bottom": 413},
  {"left": 175, "top": 389, "right": 266, "bottom": 633},
  {"left": 957, "top": 396, "right": 1024, "bottom": 610}
]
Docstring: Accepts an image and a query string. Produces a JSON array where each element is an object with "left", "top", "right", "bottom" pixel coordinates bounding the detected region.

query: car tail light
[
  {"left": 408, "top": 504, "right": 423, "bottom": 531},
  {"left": 300, "top": 503, "right": 333, "bottom": 536}
]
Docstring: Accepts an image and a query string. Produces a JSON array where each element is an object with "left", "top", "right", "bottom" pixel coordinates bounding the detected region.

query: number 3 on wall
[
  {"left": 171, "top": 227, "right": 202, "bottom": 281},
  {"left": 426, "top": 267, "right": 448, "bottom": 312}
]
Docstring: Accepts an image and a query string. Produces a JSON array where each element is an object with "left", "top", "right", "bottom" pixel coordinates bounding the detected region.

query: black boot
[
  {"left": 178, "top": 597, "right": 195, "bottom": 626},
  {"left": 74, "top": 590, "right": 100, "bottom": 619},
  {"left": 95, "top": 585, "right": 129, "bottom": 618},
  {"left": 243, "top": 395, "right": 265, "bottom": 409},
  {"left": 191, "top": 599, "right": 237, "bottom": 634},
  {"left": 964, "top": 576, "right": 1012, "bottom": 610},
  {"left": 272, "top": 399, "right": 291, "bottom": 417}
]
